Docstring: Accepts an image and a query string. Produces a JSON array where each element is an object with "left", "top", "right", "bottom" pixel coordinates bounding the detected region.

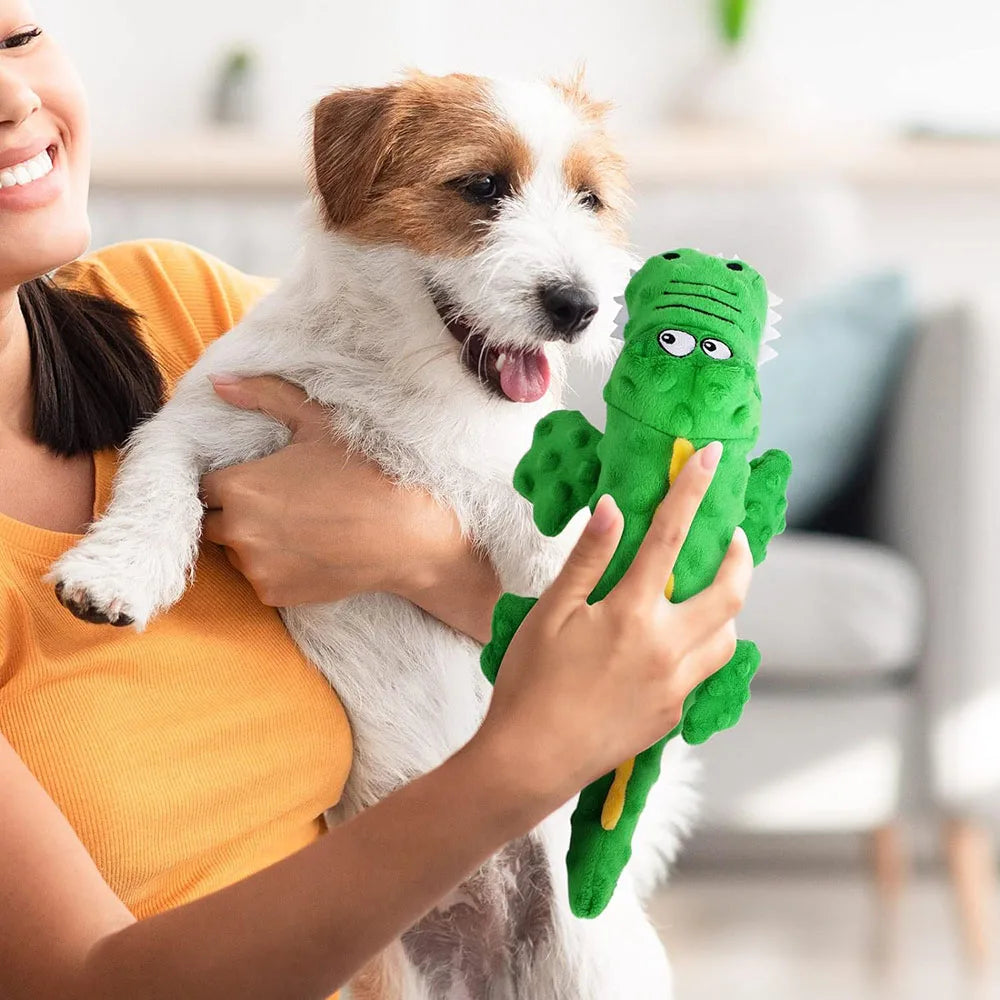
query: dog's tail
[{"left": 625, "top": 738, "right": 702, "bottom": 901}]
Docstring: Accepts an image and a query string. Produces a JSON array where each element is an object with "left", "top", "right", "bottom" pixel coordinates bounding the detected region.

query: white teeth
[
  {"left": 768, "top": 290, "right": 783, "bottom": 307},
  {"left": 495, "top": 353, "right": 507, "bottom": 372},
  {"left": 0, "top": 148, "right": 54, "bottom": 190},
  {"left": 766, "top": 309, "right": 782, "bottom": 327}
]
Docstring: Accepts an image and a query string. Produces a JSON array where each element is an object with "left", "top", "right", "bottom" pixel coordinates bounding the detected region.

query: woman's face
[{"left": 0, "top": 1, "right": 90, "bottom": 291}]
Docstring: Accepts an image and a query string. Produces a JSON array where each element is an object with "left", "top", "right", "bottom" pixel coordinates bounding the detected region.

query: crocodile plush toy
[{"left": 480, "top": 248, "right": 792, "bottom": 918}]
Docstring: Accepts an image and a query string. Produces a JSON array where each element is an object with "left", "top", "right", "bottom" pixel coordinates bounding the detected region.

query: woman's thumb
[
  {"left": 544, "top": 494, "right": 623, "bottom": 608},
  {"left": 209, "top": 373, "right": 310, "bottom": 433}
]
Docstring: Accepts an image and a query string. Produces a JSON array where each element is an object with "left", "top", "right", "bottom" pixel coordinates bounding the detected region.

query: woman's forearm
[
  {"left": 78, "top": 731, "right": 550, "bottom": 1000},
  {"left": 401, "top": 542, "right": 502, "bottom": 644}
]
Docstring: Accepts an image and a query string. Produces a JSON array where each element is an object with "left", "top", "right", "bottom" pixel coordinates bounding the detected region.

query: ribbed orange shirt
[{"left": 0, "top": 242, "right": 354, "bottom": 970}]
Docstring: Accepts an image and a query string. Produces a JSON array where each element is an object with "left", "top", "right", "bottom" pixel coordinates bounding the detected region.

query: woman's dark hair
[{"left": 18, "top": 276, "right": 164, "bottom": 457}]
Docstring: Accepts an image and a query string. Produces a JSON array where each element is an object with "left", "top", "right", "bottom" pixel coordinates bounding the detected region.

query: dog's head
[{"left": 310, "top": 70, "right": 632, "bottom": 405}]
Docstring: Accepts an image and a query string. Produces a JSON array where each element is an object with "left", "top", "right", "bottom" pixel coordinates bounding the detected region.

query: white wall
[{"left": 40, "top": 0, "right": 1000, "bottom": 147}]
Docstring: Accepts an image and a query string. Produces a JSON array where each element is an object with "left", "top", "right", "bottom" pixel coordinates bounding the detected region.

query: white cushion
[
  {"left": 738, "top": 532, "right": 923, "bottom": 681},
  {"left": 696, "top": 689, "right": 908, "bottom": 831}
]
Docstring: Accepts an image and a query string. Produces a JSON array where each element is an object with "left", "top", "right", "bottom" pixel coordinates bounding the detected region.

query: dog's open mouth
[{"left": 431, "top": 293, "right": 551, "bottom": 403}]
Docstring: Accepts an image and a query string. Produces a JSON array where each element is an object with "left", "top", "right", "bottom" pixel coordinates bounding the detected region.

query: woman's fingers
[
  {"left": 676, "top": 620, "right": 739, "bottom": 692},
  {"left": 209, "top": 373, "right": 318, "bottom": 436},
  {"left": 201, "top": 509, "right": 228, "bottom": 545},
  {"left": 541, "top": 495, "right": 624, "bottom": 614},
  {"left": 673, "top": 527, "right": 753, "bottom": 649},
  {"left": 612, "top": 441, "right": 723, "bottom": 606}
]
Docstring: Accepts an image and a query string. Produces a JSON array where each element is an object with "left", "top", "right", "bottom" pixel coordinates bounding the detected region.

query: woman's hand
[
  {"left": 477, "top": 441, "right": 753, "bottom": 810},
  {"left": 201, "top": 375, "right": 500, "bottom": 637}
]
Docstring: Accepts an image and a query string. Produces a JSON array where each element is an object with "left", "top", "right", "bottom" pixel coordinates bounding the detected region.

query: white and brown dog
[{"left": 50, "top": 71, "right": 699, "bottom": 999}]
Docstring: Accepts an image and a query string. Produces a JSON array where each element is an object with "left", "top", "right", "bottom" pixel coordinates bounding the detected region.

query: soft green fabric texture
[
  {"left": 755, "top": 271, "right": 911, "bottom": 527},
  {"left": 481, "top": 249, "right": 792, "bottom": 918}
]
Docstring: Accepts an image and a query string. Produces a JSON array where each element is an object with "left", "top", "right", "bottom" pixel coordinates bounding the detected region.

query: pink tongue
[{"left": 499, "top": 349, "right": 551, "bottom": 402}]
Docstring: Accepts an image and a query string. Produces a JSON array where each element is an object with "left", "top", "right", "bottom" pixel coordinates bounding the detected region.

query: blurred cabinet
[{"left": 89, "top": 188, "right": 305, "bottom": 278}]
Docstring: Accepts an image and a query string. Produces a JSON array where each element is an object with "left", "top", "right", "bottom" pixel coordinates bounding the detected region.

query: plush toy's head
[{"left": 604, "top": 248, "right": 778, "bottom": 443}]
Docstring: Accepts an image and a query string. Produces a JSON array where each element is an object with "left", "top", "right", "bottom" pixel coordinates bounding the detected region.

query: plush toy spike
[{"left": 480, "top": 248, "right": 792, "bottom": 918}]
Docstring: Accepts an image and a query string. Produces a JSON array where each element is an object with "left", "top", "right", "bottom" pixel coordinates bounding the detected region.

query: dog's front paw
[
  {"left": 53, "top": 578, "right": 136, "bottom": 627},
  {"left": 47, "top": 534, "right": 191, "bottom": 630}
]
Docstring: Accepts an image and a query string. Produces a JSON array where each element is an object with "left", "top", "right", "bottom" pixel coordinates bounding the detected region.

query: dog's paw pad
[{"left": 54, "top": 581, "right": 135, "bottom": 628}]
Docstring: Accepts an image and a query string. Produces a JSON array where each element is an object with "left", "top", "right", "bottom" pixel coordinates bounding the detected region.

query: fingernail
[
  {"left": 732, "top": 525, "right": 748, "bottom": 547},
  {"left": 208, "top": 372, "right": 240, "bottom": 386},
  {"left": 700, "top": 441, "right": 723, "bottom": 471},
  {"left": 588, "top": 494, "right": 617, "bottom": 533}
]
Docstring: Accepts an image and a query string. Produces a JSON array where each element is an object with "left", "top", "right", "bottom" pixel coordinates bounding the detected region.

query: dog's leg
[{"left": 48, "top": 370, "right": 291, "bottom": 629}]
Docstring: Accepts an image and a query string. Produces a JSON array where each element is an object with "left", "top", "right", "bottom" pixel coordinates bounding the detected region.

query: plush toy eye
[
  {"left": 657, "top": 330, "right": 696, "bottom": 357},
  {"left": 701, "top": 338, "right": 733, "bottom": 359}
]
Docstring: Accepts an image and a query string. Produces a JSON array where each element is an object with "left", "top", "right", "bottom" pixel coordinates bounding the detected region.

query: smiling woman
[{"left": 0, "top": 3, "right": 754, "bottom": 998}]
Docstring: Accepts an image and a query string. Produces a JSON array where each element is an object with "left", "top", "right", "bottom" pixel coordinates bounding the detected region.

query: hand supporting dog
[{"left": 202, "top": 374, "right": 501, "bottom": 640}]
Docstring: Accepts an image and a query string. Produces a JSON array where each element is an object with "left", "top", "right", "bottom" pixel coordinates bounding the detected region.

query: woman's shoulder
[{"left": 54, "top": 239, "right": 277, "bottom": 379}]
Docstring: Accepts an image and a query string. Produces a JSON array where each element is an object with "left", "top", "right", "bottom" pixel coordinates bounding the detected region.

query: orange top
[{"left": 0, "top": 241, "right": 353, "bottom": 974}]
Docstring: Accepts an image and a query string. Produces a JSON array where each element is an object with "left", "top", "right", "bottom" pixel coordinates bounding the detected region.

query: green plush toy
[{"left": 480, "top": 248, "right": 792, "bottom": 918}]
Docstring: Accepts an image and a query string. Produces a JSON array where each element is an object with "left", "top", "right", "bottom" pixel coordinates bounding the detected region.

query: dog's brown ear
[{"left": 311, "top": 86, "right": 400, "bottom": 229}]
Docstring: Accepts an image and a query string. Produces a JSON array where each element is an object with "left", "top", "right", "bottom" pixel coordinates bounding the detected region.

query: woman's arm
[
  {"left": 1, "top": 443, "right": 750, "bottom": 999},
  {"left": 0, "top": 726, "right": 545, "bottom": 1000},
  {"left": 199, "top": 375, "right": 501, "bottom": 642}
]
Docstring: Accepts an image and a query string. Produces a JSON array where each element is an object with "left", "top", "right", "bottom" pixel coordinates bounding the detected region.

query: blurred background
[{"left": 43, "top": 0, "right": 1000, "bottom": 996}]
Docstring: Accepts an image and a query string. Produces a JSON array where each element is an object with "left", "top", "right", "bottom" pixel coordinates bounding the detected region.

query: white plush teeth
[
  {"left": 611, "top": 302, "right": 629, "bottom": 339},
  {"left": 758, "top": 287, "right": 783, "bottom": 366},
  {"left": 495, "top": 353, "right": 507, "bottom": 372},
  {"left": 0, "top": 148, "right": 53, "bottom": 189}
]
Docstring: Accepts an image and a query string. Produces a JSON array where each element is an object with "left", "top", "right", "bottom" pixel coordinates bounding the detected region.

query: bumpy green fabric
[{"left": 480, "top": 249, "right": 792, "bottom": 918}]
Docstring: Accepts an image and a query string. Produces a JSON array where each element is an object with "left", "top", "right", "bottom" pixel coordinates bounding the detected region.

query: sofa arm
[{"left": 872, "top": 304, "right": 1000, "bottom": 820}]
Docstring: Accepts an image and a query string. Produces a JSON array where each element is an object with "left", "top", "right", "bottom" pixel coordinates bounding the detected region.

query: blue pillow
[{"left": 755, "top": 272, "right": 913, "bottom": 528}]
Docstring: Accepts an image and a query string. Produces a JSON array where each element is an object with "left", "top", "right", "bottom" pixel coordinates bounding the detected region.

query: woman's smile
[{"left": 0, "top": 138, "right": 61, "bottom": 211}]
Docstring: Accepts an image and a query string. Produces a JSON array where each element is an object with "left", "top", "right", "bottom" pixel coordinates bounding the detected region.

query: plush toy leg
[
  {"left": 480, "top": 592, "right": 538, "bottom": 684},
  {"left": 682, "top": 639, "right": 761, "bottom": 745},
  {"left": 741, "top": 448, "right": 792, "bottom": 565},
  {"left": 566, "top": 730, "right": 678, "bottom": 919}
]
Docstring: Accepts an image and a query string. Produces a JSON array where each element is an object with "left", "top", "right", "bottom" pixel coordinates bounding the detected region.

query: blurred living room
[{"left": 45, "top": 0, "right": 999, "bottom": 996}]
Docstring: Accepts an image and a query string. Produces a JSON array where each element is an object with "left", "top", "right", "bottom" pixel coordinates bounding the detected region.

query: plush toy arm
[
  {"left": 513, "top": 409, "right": 604, "bottom": 537},
  {"left": 740, "top": 448, "right": 792, "bottom": 566},
  {"left": 480, "top": 592, "right": 538, "bottom": 684}
]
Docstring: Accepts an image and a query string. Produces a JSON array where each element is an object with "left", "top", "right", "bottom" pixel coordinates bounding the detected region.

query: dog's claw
[{"left": 54, "top": 581, "right": 135, "bottom": 628}]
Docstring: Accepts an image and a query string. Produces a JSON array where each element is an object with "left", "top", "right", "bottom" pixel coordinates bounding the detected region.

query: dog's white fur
[{"left": 50, "top": 76, "right": 698, "bottom": 999}]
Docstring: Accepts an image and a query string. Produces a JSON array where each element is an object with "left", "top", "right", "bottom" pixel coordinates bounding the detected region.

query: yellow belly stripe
[
  {"left": 599, "top": 437, "right": 695, "bottom": 832},
  {"left": 662, "top": 437, "right": 692, "bottom": 600},
  {"left": 668, "top": 437, "right": 696, "bottom": 486},
  {"left": 601, "top": 757, "right": 635, "bottom": 830}
]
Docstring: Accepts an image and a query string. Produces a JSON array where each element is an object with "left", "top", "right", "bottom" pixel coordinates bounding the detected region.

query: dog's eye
[
  {"left": 578, "top": 190, "right": 603, "bottom": 212},
  {"left": 459, "top": 174, "right": 509, "bottom": 205},
  {"left": 701, "top": 338, "right": 733, "bottom": 360}
]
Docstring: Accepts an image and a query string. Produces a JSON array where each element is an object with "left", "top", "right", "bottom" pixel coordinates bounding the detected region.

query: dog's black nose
[{"left": 539, "top": 284, "right": 599, "bottom": 340}]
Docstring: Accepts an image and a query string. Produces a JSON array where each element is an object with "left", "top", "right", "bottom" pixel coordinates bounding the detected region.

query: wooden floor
[{"left": 649, "top": 872, "right": 1000, "bottom": 1000}]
